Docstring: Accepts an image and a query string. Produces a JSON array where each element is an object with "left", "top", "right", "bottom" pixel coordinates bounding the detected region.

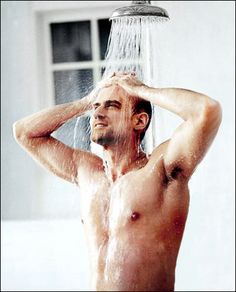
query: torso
[{"left": 77, "top": 152, "right": 189, "bottom": 291}]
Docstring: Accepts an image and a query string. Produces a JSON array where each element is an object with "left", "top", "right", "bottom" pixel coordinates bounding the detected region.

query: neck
[{"left": 102, "top": 138, "right": 147, "bottom": 182}]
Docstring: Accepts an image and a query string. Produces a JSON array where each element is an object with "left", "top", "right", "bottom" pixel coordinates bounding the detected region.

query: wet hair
[{"left": 132, "top": 97, "right": 152, "bottom": 142}]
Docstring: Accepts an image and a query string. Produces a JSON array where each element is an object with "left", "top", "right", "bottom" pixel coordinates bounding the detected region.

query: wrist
[
  {"left": 136, "top": 84, "right": 151, "bottom": 98},
  {"left": 74, "top": 96, "right": 92, "bottom": 112}
]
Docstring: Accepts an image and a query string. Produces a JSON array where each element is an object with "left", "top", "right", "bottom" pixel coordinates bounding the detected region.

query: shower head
[{"left": 110, "top": 0, "right": 169, "bottom": 21}]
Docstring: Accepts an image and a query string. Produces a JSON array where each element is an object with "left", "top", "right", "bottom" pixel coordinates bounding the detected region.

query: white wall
[
  {"left": 1, "top": 1, "right": 235, "bottom": 291},
  {"left": 1, "top": 1, "right": 42, "bottom": 219},
  {"left": 153, "top": 2, "right": 235, "bottom": 290},
  {"left": 1, "top": 0, "right": 126, "bottom": 220}
]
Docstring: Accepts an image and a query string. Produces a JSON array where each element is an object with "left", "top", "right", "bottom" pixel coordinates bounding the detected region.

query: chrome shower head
[{"left": 110, "top": 1, "right": 169, "bottom": 21}]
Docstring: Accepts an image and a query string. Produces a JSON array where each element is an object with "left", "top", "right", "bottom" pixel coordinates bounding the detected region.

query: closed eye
[
  {"left": 105, "top": 100, "right": 122, "bottom": 109},
  {"left": 92, "top": 100, "right": 122, "bottom": 110},
  {"left": 107, "top": 104, "right": 119, "bottom": 108}
]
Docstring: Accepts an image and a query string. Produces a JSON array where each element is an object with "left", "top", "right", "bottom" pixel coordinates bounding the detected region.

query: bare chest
[
  {"left": 78, "top": 166, "right": 189, "bottom": 290},
  {"left": 78, "top": 169, "right": 167, "bottom": 235}
]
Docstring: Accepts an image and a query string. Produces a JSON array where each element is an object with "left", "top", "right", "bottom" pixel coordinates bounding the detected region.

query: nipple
[{"left": 131, "top": 212, "right": 140, "bottom": 221}]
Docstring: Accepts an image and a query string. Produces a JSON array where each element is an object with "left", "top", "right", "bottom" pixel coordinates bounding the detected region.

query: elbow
[
  {"left": 201, "top": 98, "right": 222, "bottom": 126},
  {"left": 13, "top": 121, "right": 27, "bottom": 143},
  {"left": 13, "top": 121, "right": 20, "bottom": 141}
]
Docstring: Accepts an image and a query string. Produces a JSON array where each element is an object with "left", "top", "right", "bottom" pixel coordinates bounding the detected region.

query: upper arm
[
  {"left": 163, "top": 100, "right": 222, "bottom": 180},
  {"left": 16, "top": 135, "right": 101, "bottom": 184},
  {"left": 149, "top": 100, "right": 222, "bottom": 181}
]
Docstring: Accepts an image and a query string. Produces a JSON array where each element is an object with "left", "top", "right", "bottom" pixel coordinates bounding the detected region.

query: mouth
[{"left": 94, "top": 122, "right": 108, "bottom": 129}]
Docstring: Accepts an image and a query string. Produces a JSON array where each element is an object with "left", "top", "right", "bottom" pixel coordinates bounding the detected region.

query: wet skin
[
  {"left": 77, "top": 87, "right": 189, "bottom": 291},
  {"left": 78, "top": 150, "right": 189, "bottom": 291},
  {"left": 13, "top": 75, "right": 221, "bottom": 291}
]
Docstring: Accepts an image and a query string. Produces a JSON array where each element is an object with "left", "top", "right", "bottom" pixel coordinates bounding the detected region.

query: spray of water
[
  {"left": 102, "top": 16, "right": 157, "bottom": 84},
  {"left": 74, "top": 15, "right": 166, "bottom": 154}
]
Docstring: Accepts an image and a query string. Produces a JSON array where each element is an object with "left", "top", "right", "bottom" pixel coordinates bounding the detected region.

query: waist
[{"left": 92, "top": 236, "right": 176, "bottom": 291}]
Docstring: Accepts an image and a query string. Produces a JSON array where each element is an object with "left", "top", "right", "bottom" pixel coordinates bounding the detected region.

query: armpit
[{"left": 168, "top": 166, "right": 184, "bottom": 181}]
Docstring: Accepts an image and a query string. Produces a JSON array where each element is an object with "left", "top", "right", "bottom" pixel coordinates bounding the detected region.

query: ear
[{"left": 132, "top": 112, "right": 149, "bottom": 131}]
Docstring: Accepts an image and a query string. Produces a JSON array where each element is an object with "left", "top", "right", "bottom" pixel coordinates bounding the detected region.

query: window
[
  {"left": 39, "top": 5, "right": 154, "bottom": 154},
  {"left": 51, "top": 21, "right": 93, "bottom": 63},
  {"left": 49, "top": 18, "right": 111, "bottom": 149}
]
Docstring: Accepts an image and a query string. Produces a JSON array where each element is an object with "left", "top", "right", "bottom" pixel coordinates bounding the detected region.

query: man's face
[{"left": 90, "top": 85, "right": 134, "bottom": 147}]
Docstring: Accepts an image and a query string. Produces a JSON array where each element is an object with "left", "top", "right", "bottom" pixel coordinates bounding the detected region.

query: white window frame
[
  {"left": 36, "top": 3, "right": 125, "bottom": 108},
  {"left": 35, "top": 1, "right": 155, "bottom": 153}
]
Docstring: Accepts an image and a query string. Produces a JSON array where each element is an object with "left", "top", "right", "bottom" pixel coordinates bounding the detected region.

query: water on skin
[
  {"left": 71, "top": 15, "right": 177, "bottom": 291},
  {"left": 78, "top": 154, "right": 189, "bottom": 291}
]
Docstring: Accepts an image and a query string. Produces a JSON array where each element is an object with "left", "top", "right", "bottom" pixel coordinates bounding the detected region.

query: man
[{"left": 13, "top": 72, "right": 222, "bottom": 291}]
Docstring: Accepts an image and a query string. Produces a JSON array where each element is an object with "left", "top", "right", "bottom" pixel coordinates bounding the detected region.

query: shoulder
[
  {"left": 148, "top": 139, "right": 170, "bottom": 163},
  {"left": 143, "top": 140, "right": 170, "bottom": 178},
  {"left": 73, "top": 149, "right": 104, "bottom": 184}
]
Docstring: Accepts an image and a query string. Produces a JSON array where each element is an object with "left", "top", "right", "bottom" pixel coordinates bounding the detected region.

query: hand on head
[
  {"left": 87, "top": 72, "right": 117, "bottom": 104},
  {"left": 87, "top": 72, "right": 145, "bottom": 105},
  {"left": 99, "top": 72, "right": 145, "bottom": 96}
]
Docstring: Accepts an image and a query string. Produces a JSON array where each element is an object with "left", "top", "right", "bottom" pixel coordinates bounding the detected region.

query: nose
[{"left": 93, "top": 105, "right": 106, "bottom": 120}]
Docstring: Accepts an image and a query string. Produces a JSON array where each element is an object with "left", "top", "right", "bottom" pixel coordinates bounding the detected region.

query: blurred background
[{"left": 1, "top": 1, "right": 235, "bottom": 291}]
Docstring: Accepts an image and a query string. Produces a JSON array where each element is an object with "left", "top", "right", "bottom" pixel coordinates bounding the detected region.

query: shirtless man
[{"left": 13, "top": 72, "right": 222, "bottom": 291}]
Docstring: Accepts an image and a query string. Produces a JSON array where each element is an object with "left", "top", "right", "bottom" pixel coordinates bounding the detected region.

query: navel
[{"left": 130, "top": 211, "right": 140, "bottom": 221}]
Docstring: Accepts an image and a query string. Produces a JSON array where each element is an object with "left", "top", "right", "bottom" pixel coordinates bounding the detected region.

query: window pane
[
  {"left": 98, "top": 18, "right": 111, "bottom": 60},
  {"left": 51, "top": 21, "right": 92, "bottom": 63},
  {"left": 54, "top": 69, "right": 93, "bottom": 103},
  {"left": 53, "top": 69, "right": 93, "bottom": 149}
]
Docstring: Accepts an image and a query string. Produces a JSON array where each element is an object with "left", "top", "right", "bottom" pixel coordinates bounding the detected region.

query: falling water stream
[{"left": 74, "top": 15, "right": 168, "bottom": 155}]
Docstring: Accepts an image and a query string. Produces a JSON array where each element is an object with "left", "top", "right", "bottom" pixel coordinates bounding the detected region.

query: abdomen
[{"left": 99, "top": 233, "right": 176, "bottom": 291}]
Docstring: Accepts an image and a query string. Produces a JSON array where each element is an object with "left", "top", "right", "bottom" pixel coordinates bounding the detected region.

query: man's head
[{"left": 90, "top": 84, "right": 152, "bottom": 147}]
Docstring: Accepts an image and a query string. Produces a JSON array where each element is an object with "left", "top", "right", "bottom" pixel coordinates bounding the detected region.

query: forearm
[
  {"left": 136, "top": 86, "right": 219, "bottom": 121},
  {"left": 110, "top": 73, "right": 219, "bottom": 121},
  {"left": 13, "top": 97, "right": 91, "bottom": 140}
]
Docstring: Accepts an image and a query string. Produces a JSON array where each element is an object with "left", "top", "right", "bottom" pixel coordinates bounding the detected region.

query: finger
[
  {"left": 104, "top": 72, "right": 115, "bottom": 79},
  {"left": 115, "top": 71, "right": 125, "bottom": 77},
  {"left": 101, "top": 80, "right": 112, "bottom": 88},
  {"left": 98, "top": 80, "right": 110, "bottom": 89}
]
